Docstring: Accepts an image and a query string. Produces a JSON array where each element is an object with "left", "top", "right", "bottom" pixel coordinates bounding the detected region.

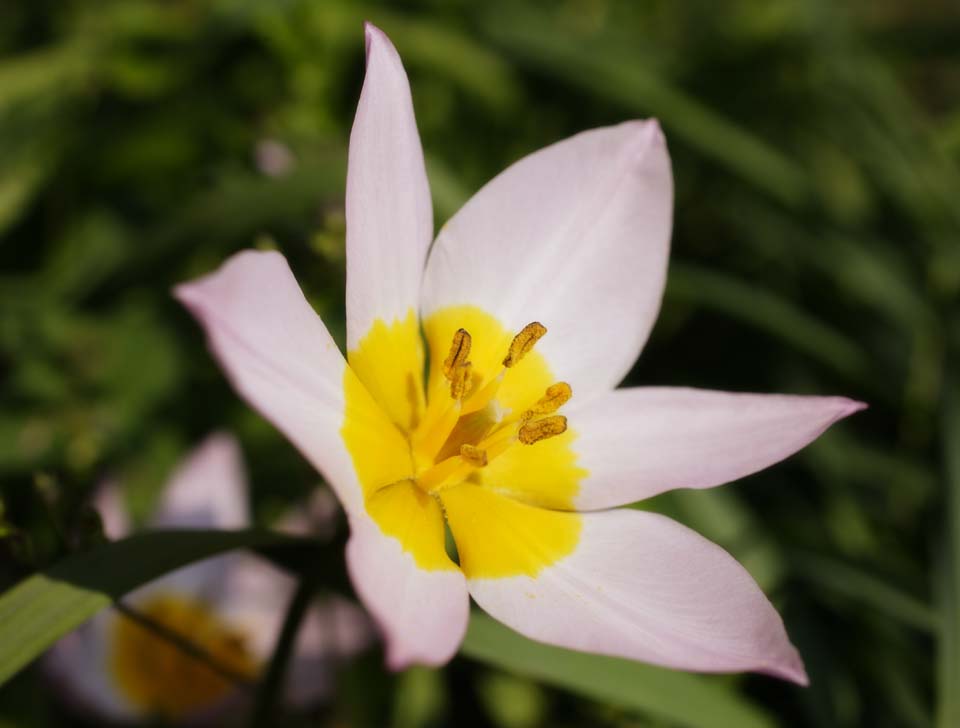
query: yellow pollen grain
[
  {"left": 524, "top": 382, "right": 572, "bottom": 418},
  {"left": 519, "top": 415, "right": 568, "bottom": 445},
  {"left": 449, "top": 362, "right": 472, "bottom": 400},
  {"left": 459, "top": 443, "right": 488, "bottom": 467},
  {"left": 503, "top": 322, "right": 547, "bottom": 368},
  {"left": 442, "top": 328, "right": 472, "bottom": 379}
]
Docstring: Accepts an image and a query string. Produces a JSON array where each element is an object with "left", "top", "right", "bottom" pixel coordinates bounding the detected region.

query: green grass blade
[
  {"left": 792, "top": 553, "right": 936, "bottom": 634},
  {"left": 480, "top": 7, "right": 809, "bottom": 207},
  {"left": 0, "top": 529, "right": 306, "bottom": 687},
  {"left": 461, "top": 613, "right": 777, "bottom": 728},
  {"left": 666, "top": 264, "right": 870, "bottom": 380}
]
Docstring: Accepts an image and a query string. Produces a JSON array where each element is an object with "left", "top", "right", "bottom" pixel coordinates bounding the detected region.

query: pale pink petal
[
  {"left": 44, "top": 611, "right": 136, "bottom": 722},
  {"left": 212, "top": 552, "right": 295, "bottom": 661},
  {"left": 345, "top": 513, "right": 469, "bottom": 670},
  {"left": 118, "top": 434, "right": 250, "bottom": 601},
  {"left": 569, "top": 388, "right": 867, "bottom": 510},
  {"left": 219, "top": 553, "right": 373, "bottom": 707},
  {"left": 421, "top": 120, "right": 672, "bottom": 402},
  {"left": 276, "top": 488, "right": 342, "bottom": 541},
  {"left": 466, "top": 507, "right": 807, "bottom": 684},
  {"left": 285, "top": 596, "right": 374, "bottom": 707},
  {"left": 345, "top": 23, "right": 432, "bottom": 350},
  {"left": 92, "top": 480, "right": 130, "bottom": 539},
  {"left": 174, "top": 250, "right": 376, "bottom": 515},
  {"left": 151, "top": 433, "right": 249, "bottom": 530}
]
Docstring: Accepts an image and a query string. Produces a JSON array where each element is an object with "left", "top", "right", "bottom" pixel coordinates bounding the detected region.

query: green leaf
[
  {"left": 0, "top": 529, "right": 308, "bottom": 687},
  {"left": 460, "top": 613, "right": 776, "bottom": 728}
]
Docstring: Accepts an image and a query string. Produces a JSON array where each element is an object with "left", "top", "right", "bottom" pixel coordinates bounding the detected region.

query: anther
[
  {"left": 518, "top": 415, "right": 567, "bottom": 444},
  {"left": 449, "top": 362, "right": 472, "bottom": 400},
  {"left": 459, "top": 444, "right": 488, "bottom": 467},
  {"left": 503, "top": 322, "right": 547, "bottom": 368},
  {"left": 443, "top": 328, "right": 472, "bottom": 379},
  {"left": 523, "top": 382, "right": 572, "bottom": 419}
]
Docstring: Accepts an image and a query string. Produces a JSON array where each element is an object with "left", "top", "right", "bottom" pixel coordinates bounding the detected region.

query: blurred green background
[{"left": 1, "top": 0, "right": 958, "bottom": 726}]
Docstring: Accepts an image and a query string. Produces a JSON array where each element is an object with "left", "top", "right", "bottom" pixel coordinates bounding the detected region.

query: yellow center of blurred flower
[
  {"left": 343, "top": 305, "right": 586, "bottom": 578},
  {"left": 110, "top": 594, "right": 258, "bottom": 720}
]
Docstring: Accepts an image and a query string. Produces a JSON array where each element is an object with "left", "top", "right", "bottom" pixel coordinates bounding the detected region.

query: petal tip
[
  {"left": 763, "top": 636, "right": 809, "bottom": 686},
  {"left": 831, "top": 396, "right": 868, "bottom": 420},
  {"left": 363, "top": 21, "right": 395, "bottom": 61},
  {"left": 363, "top": 21, "right": 378, "bottom": 52},
  {"left": 173, "top": 249, "right": 289, "bottom": 308},
  {"left": 172, "top": 280, "right": 197, "bottom": 307},
  {"left": 843, "top": 398, "right": 869, "bottom": 415},
  {"left": 774, "top": 653, "right": 810, "bottom": 687},
  {"left": 623, "top": 118, "right": 665, "bottom": 146},
  {"left": 644, "top": 117, "right": 664, "bottom": 141}
]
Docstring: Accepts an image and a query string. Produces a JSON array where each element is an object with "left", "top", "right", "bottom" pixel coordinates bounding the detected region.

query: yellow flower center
[
  {"left": 343, "top": 306, "right": 586, "bottom": 578},
  {"left": 110, "top": 594, "right": 259, "bottom": 719}
]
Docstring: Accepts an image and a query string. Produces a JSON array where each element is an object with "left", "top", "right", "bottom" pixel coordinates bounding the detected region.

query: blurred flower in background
[{"left": 44, "top": 434, "right": 371, "bottom": 724}]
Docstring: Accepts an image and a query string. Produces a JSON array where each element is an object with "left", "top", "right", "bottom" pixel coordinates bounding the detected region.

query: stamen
[
  {"left": 503, "top": 322, "right": 547, "bottom": 368},
  {"left": 523, "top": 382, "right": 572, "bottom": 419},
  {"left": 417, "top": 455, "right": 465, "bottom": 492},
  {"left": 462, "top": 370, "right": 504, "bottom": 415},
  {"left": 475, "top": 426, "right": 518, "bottom": 461},
  {"left": 519, "top": 415, "right": 567, "bottom": 444},
  {"left": 443, "top": 328, "right": 472, "bottom": 379},
  {"left": 459, "top": 444, "right": 488, "bottom": 467},
  {"left": 449, "top": 361, "right": 472, "bottom": 400}
]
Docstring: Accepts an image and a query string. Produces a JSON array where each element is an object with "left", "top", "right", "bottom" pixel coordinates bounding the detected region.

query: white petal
[
  {"left": 151, "top": 432, "right": 249, "bottom": 530},
  {"left": 421, "top": 120, "right": 672, "bottom": 401},
  {"left": 275, "top": 487, "right": 342, "bottom": 542},
  {"left": 570, "top": 387, "right": 867, "bottom": 509},
  {"left": 462, "top": 505, "right": 807, "bottom": 683},
  {"left": 215, "top": 552, "right": 296, "bottom": 660},
  {"left": 44, "top": 611, "right": 136, "bottom": 722},
  {"left": 345, "top": 512, "right": 469, "bottom": 670},
  {"left": 92, "top": 480, "right": 130, "bottom": 540},
  {"left": 174, "top": 250, "right": 370, "bottom": 515},
  {"left": 345, "top": 23, "right": 432, "bottom": 350},
  {"left": 285, "top": 596, "right": 374, "bottom": 707}
]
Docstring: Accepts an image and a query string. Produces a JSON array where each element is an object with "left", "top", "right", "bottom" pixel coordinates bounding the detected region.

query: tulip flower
[
  {"left": 45, "top": 434, "right": 370, "bottom": 723},
  {"left": 175, "top": 23, "right": 864, "bottom": 684}
]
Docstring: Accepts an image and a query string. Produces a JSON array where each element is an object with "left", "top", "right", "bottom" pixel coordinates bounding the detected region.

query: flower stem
[{"left": 249, "top": 575, "right": 316, "bottom": 726}]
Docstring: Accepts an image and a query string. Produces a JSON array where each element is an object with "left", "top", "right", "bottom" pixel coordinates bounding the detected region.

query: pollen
[
  {"left": 449, "top": 361, "right": 473, "bottom": 400},
  {"left": 442, "top": 328, "right": 472, "bottom": 378},
  {"left": 524, "top": 382, "right": 572, "bottom": 419},
  {"left": 518, "top": 415, "right": 568, "bottom": 445},
  {"left": 503, "top": 322, "right": 547, "bottom": 368},
  {"left": 460, "top": 443, "right": 488, "bottom": 467}
]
